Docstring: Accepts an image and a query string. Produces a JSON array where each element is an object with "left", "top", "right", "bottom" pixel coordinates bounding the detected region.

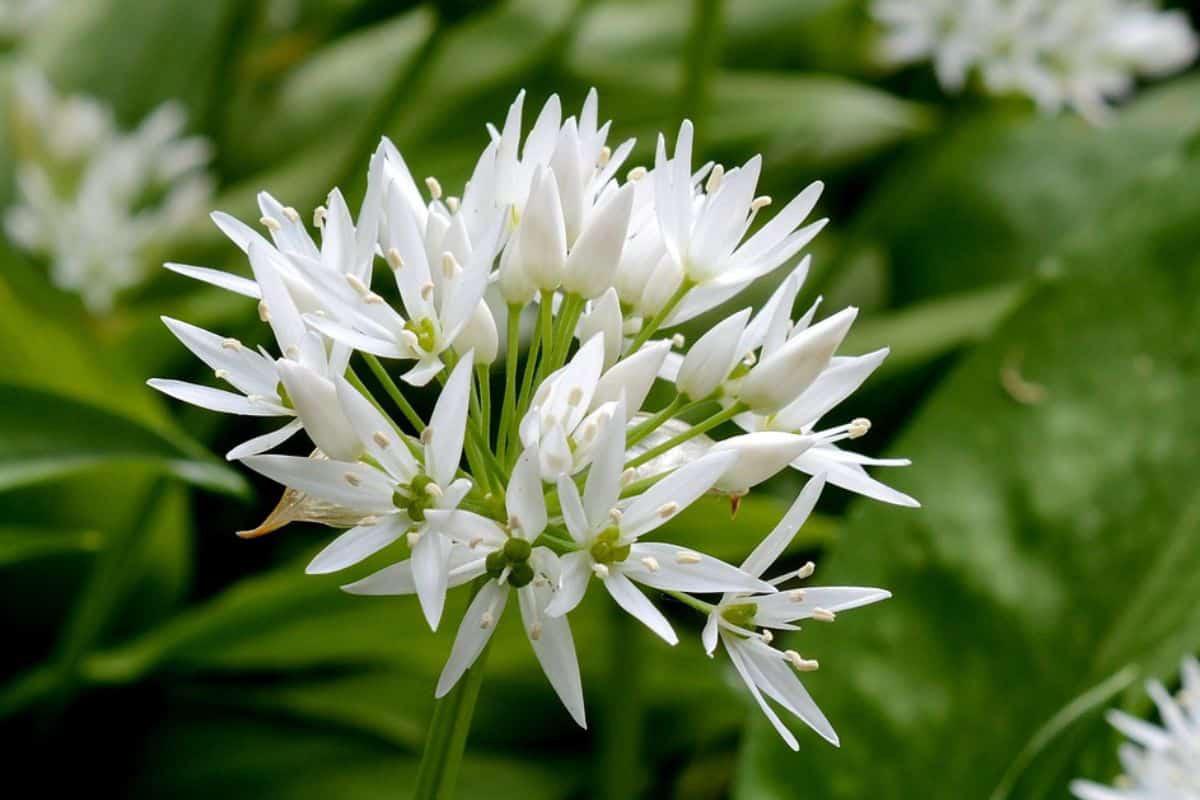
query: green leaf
[
  {"left": 0, "top": 382, "right": 246, "bottom": 496},
  {"left": 853, "top": 76, "right": 1200, "bottom": 304},
  {"left": 0, "top": 525, "right": 102, "bottom": 567},
  {"left": 734, "top": 151, "right": 1200, "bottom": 799}
]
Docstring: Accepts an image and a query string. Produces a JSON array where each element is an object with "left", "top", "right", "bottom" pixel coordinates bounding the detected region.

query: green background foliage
[{"left": 2, "top": 1, "right": 1198, "bottom": 797}]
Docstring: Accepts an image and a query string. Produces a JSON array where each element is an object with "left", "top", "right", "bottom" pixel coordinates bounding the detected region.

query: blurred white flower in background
[
  {"left": 0, "top": 0, "right": 57, "bottom": 40},
  {"left": 872, "top": 0, "right": 1200, "bottom": 122},
  {"left": 1072, "top": 656, "right": 1200, "bottom": 800},
  {"left": 4, "top": 69, "right": 214, "bottom": 311}
]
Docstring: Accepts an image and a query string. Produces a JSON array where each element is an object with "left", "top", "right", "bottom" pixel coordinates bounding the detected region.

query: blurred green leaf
[
  {"left": 0, "top": 525, "right": 102, "bottom": 567},
  {"left": 735, "top": 151, "right": 1200, "bottom": 799},
  {"left": 854, "top": 76, "right": 1200, "bottom": 304},
  {"left": 0, "top": 381, "right": 247, "bottom": 496}
]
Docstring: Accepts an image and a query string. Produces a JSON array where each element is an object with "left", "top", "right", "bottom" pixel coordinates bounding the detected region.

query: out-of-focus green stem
[
  {"left": 599, "top": 603, "right": 642, "bottom": 800},
  {"left": 680, "top": 0, "right": 725, "bottom": 128}
]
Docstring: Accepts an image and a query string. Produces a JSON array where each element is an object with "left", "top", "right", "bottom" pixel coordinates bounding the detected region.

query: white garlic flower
[
  {"left": 0, "top": 0, "right": 58, "bottom": 40},
  {"left": 4, "top": 69, "right": 214, "bottom": 311},
  {"left": 872, "top": 0, "right": 1200, "bottom": 122},
  {"left": 152, "top": 89, "right": 915, "bottom": 745},
  {"left": 1072, "top": 656, "right": 1200, "bottom": 800}
]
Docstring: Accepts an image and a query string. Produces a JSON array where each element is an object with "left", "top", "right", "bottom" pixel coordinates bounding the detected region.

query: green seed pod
[
  {"left": 503, "top": 537, "right": 532, "bottom": 562},
  {"left": 508, "top": 561, "right": 535, "bottom": 588}
]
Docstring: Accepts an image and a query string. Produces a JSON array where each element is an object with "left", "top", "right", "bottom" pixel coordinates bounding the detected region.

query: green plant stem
[
  {"left": 680, "top": 0, "right": 725, "bottom": 127},
  {"left": 626, "top": 394, "right": 698, "bottom": 448},
  {"left": 626, "top": 402, "right": 746, "bottom": 470},
  {"left": 628, "top": 282, "right": 692, "bottom": 353},
  {"left": 413, "top": 579, "right": 492, "bottom": 800},
  {"left": 476, "top": 365, "right": 492, "bottom": 449},
  {"left": 534, "top": 289, "right": 556, "bottom": 386},
  {"left": 663, "top": 589, "right": 715, "bottom": 615},
  {"left": 363, "top": 354, "right": 425, "bottom": 432},
  {"left": 498, "top": 304, "right": 522, "bottom": 463},
  {"left": 549, "top": 293, "right": 585, "bottom": 370},
  {"left": 599, "top": 603, "right": 642, "bottom": 800}
]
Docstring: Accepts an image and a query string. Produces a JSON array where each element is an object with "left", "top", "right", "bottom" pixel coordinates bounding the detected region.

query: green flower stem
[
  {"left": 548, "top": 292, "right": 585, "bottom": 370},
  {"left": 476, "top": 365, "right": 492, "bottom": 449},
  {"left": 680, "top": 0, "right": 725, "bottom": 127},
  {"left": 663, "top": 589, "right": 715, "bottom": 615},
  {"left": 628, "top": 281, "right": 692, "bottom": 354},
  {"left": 533, "top": 289, "right": 557, "bottom": 390},
  {"left": 599, "top": 602, "right": 643, "bottom": 800},
  {"left": 413, "top": 578, "right": 492, "bottom": 800},
  {"left": 513, "top": 295, "right": 550, "bottom": 453},
  {"left": 625, "top": 394, "right": 713, "bottom": 449},
  {"left": 498, "top": 304, "right": 522, "bottom": 464},
  {"left": 363, "top": 354, "right": 425, "bottom": 433},
  {"left": 625, "top": 401, "right": 747, "bottom": 470}
]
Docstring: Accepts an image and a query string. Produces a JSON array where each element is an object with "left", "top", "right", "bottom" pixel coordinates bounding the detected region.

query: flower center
[
  {"left": 404, "top": 317, "right": 438, "bottom": 354},
  {"left": 721, "top": 602, "right": 758, "bottom": 629},
  {"left": 486, "top": 536, "right": 534, "bottom": 587},
  {"left": 393, "top": 473, "right": 436, "bottom": 521},
  {"left": 589, "top": 526, "right": 630, "bottom": 565}
]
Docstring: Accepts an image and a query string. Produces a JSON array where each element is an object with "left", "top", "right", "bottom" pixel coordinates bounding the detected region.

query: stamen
[
  {"left": 344, "top": 273, "right": 370, "bottom": 296},
  {"left": 760, "top": 629, "right": 774, "bottom": 644},
  {"left": 598, "top": 145, "right": 612, "bottom": 167},
  {"left": 214, "top": 369, "right": 230, "bottom": 381},
  {"left": 364, "top": 292, "right": 385, "bottom": 305},
  {"left": 446, "top": 197, "right": 460, "bottom": 213},
  {"left": 788, "top": 588, "right": 806, "bottom": 602},
  {"left": 425, "top": 176, "right": 443, "bottom": 200},
  {"left": 657, "top": 501, "right": 679, "bottom": 519},
  {"left": 848, "top": 417, "right": 871, "bottom": 439},
  {"left": 372, "top": 431, "right": 391, "bottom": 448},
  {"left": 441, "top": 252, "right": 460, "bottom": 279},
  {"left": 671, "top": 333, "right": 686, "bottom": 349},
  {"left": 621, "top": 468, "right": 637, "bottom": 486},
  {"left": 420, "top": 282, "right": 435, "bottom": 301},
  {"left": 282, "top": 206, "right": 301, "bottom": 223},
  {"left": 742, "top": 351, "right": 757, "bottom": 367},
  {"left": 706, "top": 164, "right": 724, "bottom": 194},
  {"left": 567, "top": 386, "right": 584, "bottom": 406},
  {"left": 811, "top": 607, "right": 836, "bottom": 623},
  {"left": 675, "top": 551, "right": 702, "bottom": 565},
  {"left": 343, "top": 472, "right": 361, "bottom": 487},
  {"left": 592, "top": 563, "right": 610, "bottom": 579},
  {"left": 608, "top": 508, "right": 623, "bottom": 523},
  {"left": 785, "top": 650, "right": 819, "bottom": 671},
  {"left": 797, "top": 561, "right": 815, "bottom": 579},
  {"left": 425, "top": 482, "right": 443, "bottom": 498},
  {"left": 283, "top": 345, "right": 299, "bottom": 359},
  {"left": 640, "top": 556, "right": 660, "bottom": 572},
  {"left": 420, "top": 427, "right": 434, "bottom": 445},
  {"left": 480, "top": 610, "right": 494, "bottom": 629},
  {"left": 750, "top": 195, "right": 772, "bottom": 211},
  {"left": 529, "top": 623, "right": 543, "bottom": 641},
  {"left": 468, "top": 536, "right": 483, "bottom": 549},
  {"left": 400, "top": 330, "right": 420, "bottom": 350},
  {"left": 386, "top": 248, "right": 404, "bottom": 270},
  {"left": 221, "top": 337, "right": 242, "bottom": 351},
  {"left": 627, "top": 166, "right": 647, "bottom": 182},
  {"left": 313, "top": 205, "right": 327, "bottom": 228},
  {"left": 508, "top": 514, "right": 521, "bottom": 531},
  {"left": 260, "top": 215, "right": 281, "bottom": 232},
  {"left": 257, "top": 301, "right": 270, "bottom": 322}
]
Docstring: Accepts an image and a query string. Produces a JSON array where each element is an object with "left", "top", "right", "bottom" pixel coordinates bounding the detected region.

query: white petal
[
  {"left": 583, "top": 400, "right": 626, "bottom": 529},
  {"left": 277, "top": 359, "right": 362, "bottom": 462},
  {"left": 791, "top": 449, "right": 919, "bottom": 508},
  {"left": 538, "top": 423, "right": 574, "bottom": 481},
  {"left": 722, "top": 635, "right": 799, "bottom": 751},
  {"left": 518, "top": 166, "right": 568, "bottom": 291},
  {"left": 305, "top": 314, "right": 407, "bottom": 359},
  {"left": 426, "top": 351, "right": 473, "bottom": 486},
  {"left": 164, "top": 262, "right": 260, "bottom": 299},
  {"left": 241, "top": 454, "right": 394, "bottom": 514},
  {"left": 341, "top": 548, "right": 485, "bottom": 595},
  {"left": 519, "top": 556, "right": 586, "bottom": 728},
  {"left": 739, "top": 638, "right": 838, "bottom": 746},
  {"left": 740, "top": 474, "right": 825, "bottom": 577},
  {"left": 247, "top": 241, "right": 313, "bottom": 365},
  {"left": 603, "top": 571, "right": 677, "bottom": 645},
  {"left": 436, "top": 580, "right": 509, "bottom": 697},
  {"left": 738, "top": 307, "right": 857, "bottom": 414},
  {"left": 590, "top": 341, "right": 670, "bottom": 415},
  {"left": 563, "top": 181, "right": 635, "bottom": 299},
  {"left": 556, "top": 475, "right": 591, "bottom": 544},
  {"left": 774, "top": 349, "right": 889, "bottom": 431},
  {"left": 753, "top": 586, "right": 891, "bottom": 627},
  {"left": 701, "top": 612, "right": 720, "bottom": 656},
  {"left": 334, "top": 375, "right": 419, "bottom": 482},
  {"left": 624, "top": 543, "right": 775, "bottom": 594},
  {"left": 412, "top": 529, "right": 453, "bottom": 630},
  {"left": 621, "top": 450, "right": 738, "bottom": 539},
  {"left": 676, "top": 309, "right": 751, "bottom": 400},
  {"left": 225, "top": 418, "right": 304, "bottom": 460},
  {"left": 710, "top": 432, "right": 813, "bottom": 495},
  {"left": 161, "top": 316, "right": 276, "bottom": 397},
  {"left": 424, "top": 508, "right": 506, "bottom": 550},
  {"left": 545, "top": 550, "right": 592, "bottom": 617},
  {"left": 402, "top": 356, "right": 445, "bottom": 387},
  {"left": 507, "top": 444, "right": 548, "bottom": 538},
  {"left": 148, "top": 378, "right": 283, "bottom": 417},
  {"left": 306, "top": 515, "right": 408, "bottom": 575},
  {"left": 577, "top": 288, "right": 623, "bottom": 369}
]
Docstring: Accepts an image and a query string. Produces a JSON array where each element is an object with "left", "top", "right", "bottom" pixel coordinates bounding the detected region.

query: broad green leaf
[
  {"left": 0, "top": 525, "right": 102, "bottom": 567},
  {"left": 0, "top": 381, "right": 246, "bottom": 496},
  {"left": 852, "top": 76, "right": 1200, "bottom": 304},
  {"left": 734, "top": 151, "right": 1200, "bottom": 799}
]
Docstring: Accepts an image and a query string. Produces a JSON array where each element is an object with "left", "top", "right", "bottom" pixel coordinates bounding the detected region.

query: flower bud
[
  {"left": 577, "top": 287, "right": 622, "bottom": 369},
  {"left": 639, "top": 253, "right": 684, "bottom": 317},
  {"left": 498, "top": 237, "right": 536, "bottom": 304},
  {"left": 275, "top": 358, "right": 362, "bottom": 462},
  {"left": 709, "top": 431, "right": 814, "bottom": 495},
  {"left": 562, "top": 182, "right": 635, "bottom": 299},
  {"left": 518, "top": 165, "right": 567, "bottom": 291},
  {"left": 676, "top": 308, "right": 751, "bottom": 400},
  {"left": 736, "top": 307, "right": 857, "bottom": 413},
  {"left": 591, "top": 339, "right": 672, "bottom": 413},
  {"left": 452, "top": 300, "right": 499, "bottom": 365}
]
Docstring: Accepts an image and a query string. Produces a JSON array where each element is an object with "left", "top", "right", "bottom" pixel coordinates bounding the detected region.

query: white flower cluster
[
  {"left": 1072, "top": 656, "right": 1200, "bottom": 800},
  {"left": 4, "top": 70, "right": 214, "bottom": 311},
  {"left": 151, "top": 90, "right": 916, "bottom": 747},
  {"left": 872, "top": 0, "right": 1199, "bottom": 122},
  {"left": 0, "top": 0, "right": 57, "bottom": 39}
]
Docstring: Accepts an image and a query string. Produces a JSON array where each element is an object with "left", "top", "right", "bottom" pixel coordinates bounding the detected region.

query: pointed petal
[
  {"left": 624, "top": 543, "right": 775, "bottom": 594},
  {"left": 556, "top": 476, "right": 591, "bottom": 544},
  {"left": 334, "top": 375, "right": 419, "bottom": 481},
  {"left": 241, "top": 454, "right": 393, "bottom": 514},
  {"left": 412, "top": 529, "right": 453, "bottom": 630},
  {"left": 723, "top": 635, "right": 800, "bottom": 751},
  {"left": 225, "top": 418, "right": 304, "bottom": 460},
  {"left": 165, "top": 262, "right": 260, "bottom": 299},
  {"left": 507, "top": 444, "right": 548, "bottom": 538},
  {"left": 437, "top": 580, "right": 508, "bottom": 696},
  {"left": 306, "top": 515, "right": 408, "bottom": 574},
  {"left": 740, "top": 474, "right": 825, "bottom": 577},
  {"left": 622, "top": 451, "right": 738, "bottom": 539},
  {"left": 426, "top": 351, "right": 473, "bottom": 486},
  {"left": 148, "top": 378, "right": 283, "bottom": 417},
  {"left": 544, "top": 550, "right": 592, "bottom": 617},
  {"left": 424, "top": 508, "right": 506, "bottom": 550},
  {"left": 603, "top": 571, "right": 677, "bottom": 644},
  {"left": 583, "top": 400, "right": 626, "bottom": 529}
]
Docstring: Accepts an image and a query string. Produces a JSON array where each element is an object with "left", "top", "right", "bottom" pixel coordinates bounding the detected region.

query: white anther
[
  {"left": 621, "top": 468, "right": 637, "bottom": 486},
  {"left": 400, "top": 330, "right": 421, "bottom": 350},
  {"left": 627, "top": 166, "right": 647, "bottom": 182},
  {"left": 420, "top": 282, "right": 435, "bottom": 301},
  {"left": 598, "top": 145, "right": 612, "bottom": 167},
  {"left": 344, "top": 472, "right": 362, "bottom": 487},
  {"left": 529, "top": 623, "right": 543, "bottom": 641},
  {"left": 214, "top": 369, "right": 230, "bottom": 381},
  {"left": 344, "top": 273, "right": 370, "bottom": 295},
  {"left": 407, "top": 531, "right": 421, "bottom": 547},
  {"left": 608, "top": 507, "right": 623, "bottom": 523},
  {"left": 282, "top": 206, "right": 301, "bottom": 223},
  {"left": 283, "top": 345, "right": 300, "bottom": 359},
  {"left": 425, "top": 482, "right": 443, "bottom": 498},
  {"left": 671, "top": 333, "right": 686, "bottom": 349},
  {"left": 372, "top": 431, "right": 391, "bottom": 448},
  {"left": 468, "top": 536, "right": 483, "bottom": 549},
  {"left": 257, "top": 301, "right": 270, "bottom": 322},
  {"left": 849, "top": 417, "right": 871, "bottom": 439},
  {"left": 425, "top": 176, "right": 443, "bottom": 199},
  {"left": 580, "top": 422, "right": 597, "bottom": 443},
  {"left": 446, "top": 196, "right": 460, "bottom": 213},
  {"left": 785, "top": 650, "right": 819, "bottom": 671},
  {"left": 365, "top": 292, "right": 385, "bottom": 305},
  {"left": 313, "top": 205, "right": 327, "bottom": 227},
  {"left": 592, "top": 563, "right": 610, "bottom": 579},
  {"left": 567, "top": 386, "right": 584, "bottom": 406},
  {"left": 480, "top": 611, "right": 494, "bottom": 629},
  {"left": 675, "top": 551, "right": 702, "bottom": 565},
  {"left": 788, "top": 589, "right": 807, "bottom": 602},
  {"left": 508, "top": 514, "right": 521, "bottom": 531},
  {"left": 441, "top": 252, "right": 460, "bottom": 279},
  {"left": 760, "top": 629, "right": 774, "bottom": 644},
  {"left": 797, "top": 561, "right": 815, "bottom": 579},
  {"left": 221, "top": 337, "right": 242, "bottom": 351},
  {"left": 750, "top": 195, "right": 773, "bottom": 211},
  {"left": 259, "top": 215, "right": 281, "bottom": 232},
  {"left": 811, "top": 607, "right": 836, "bottom": 622},
  {"left": 657, "top": 501, "right": 679, "bottom": 519},
  {"left": 420, "top": 427, "right": 434, "bottom": 445},
  {"left": 742, "top": 351, "right": 757, "bottom": 367},
  {"left": 386, "top": 248, "right": 404, "bottom": 270},
  {"left": 640, "top": 556, "right": 660, "bottom": 572},
  {"left": 705, "top": 164, "right": 725, "bottom": 194},
  {"left": 359, "top": 515, "right": 380, "bottom": 526}
]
